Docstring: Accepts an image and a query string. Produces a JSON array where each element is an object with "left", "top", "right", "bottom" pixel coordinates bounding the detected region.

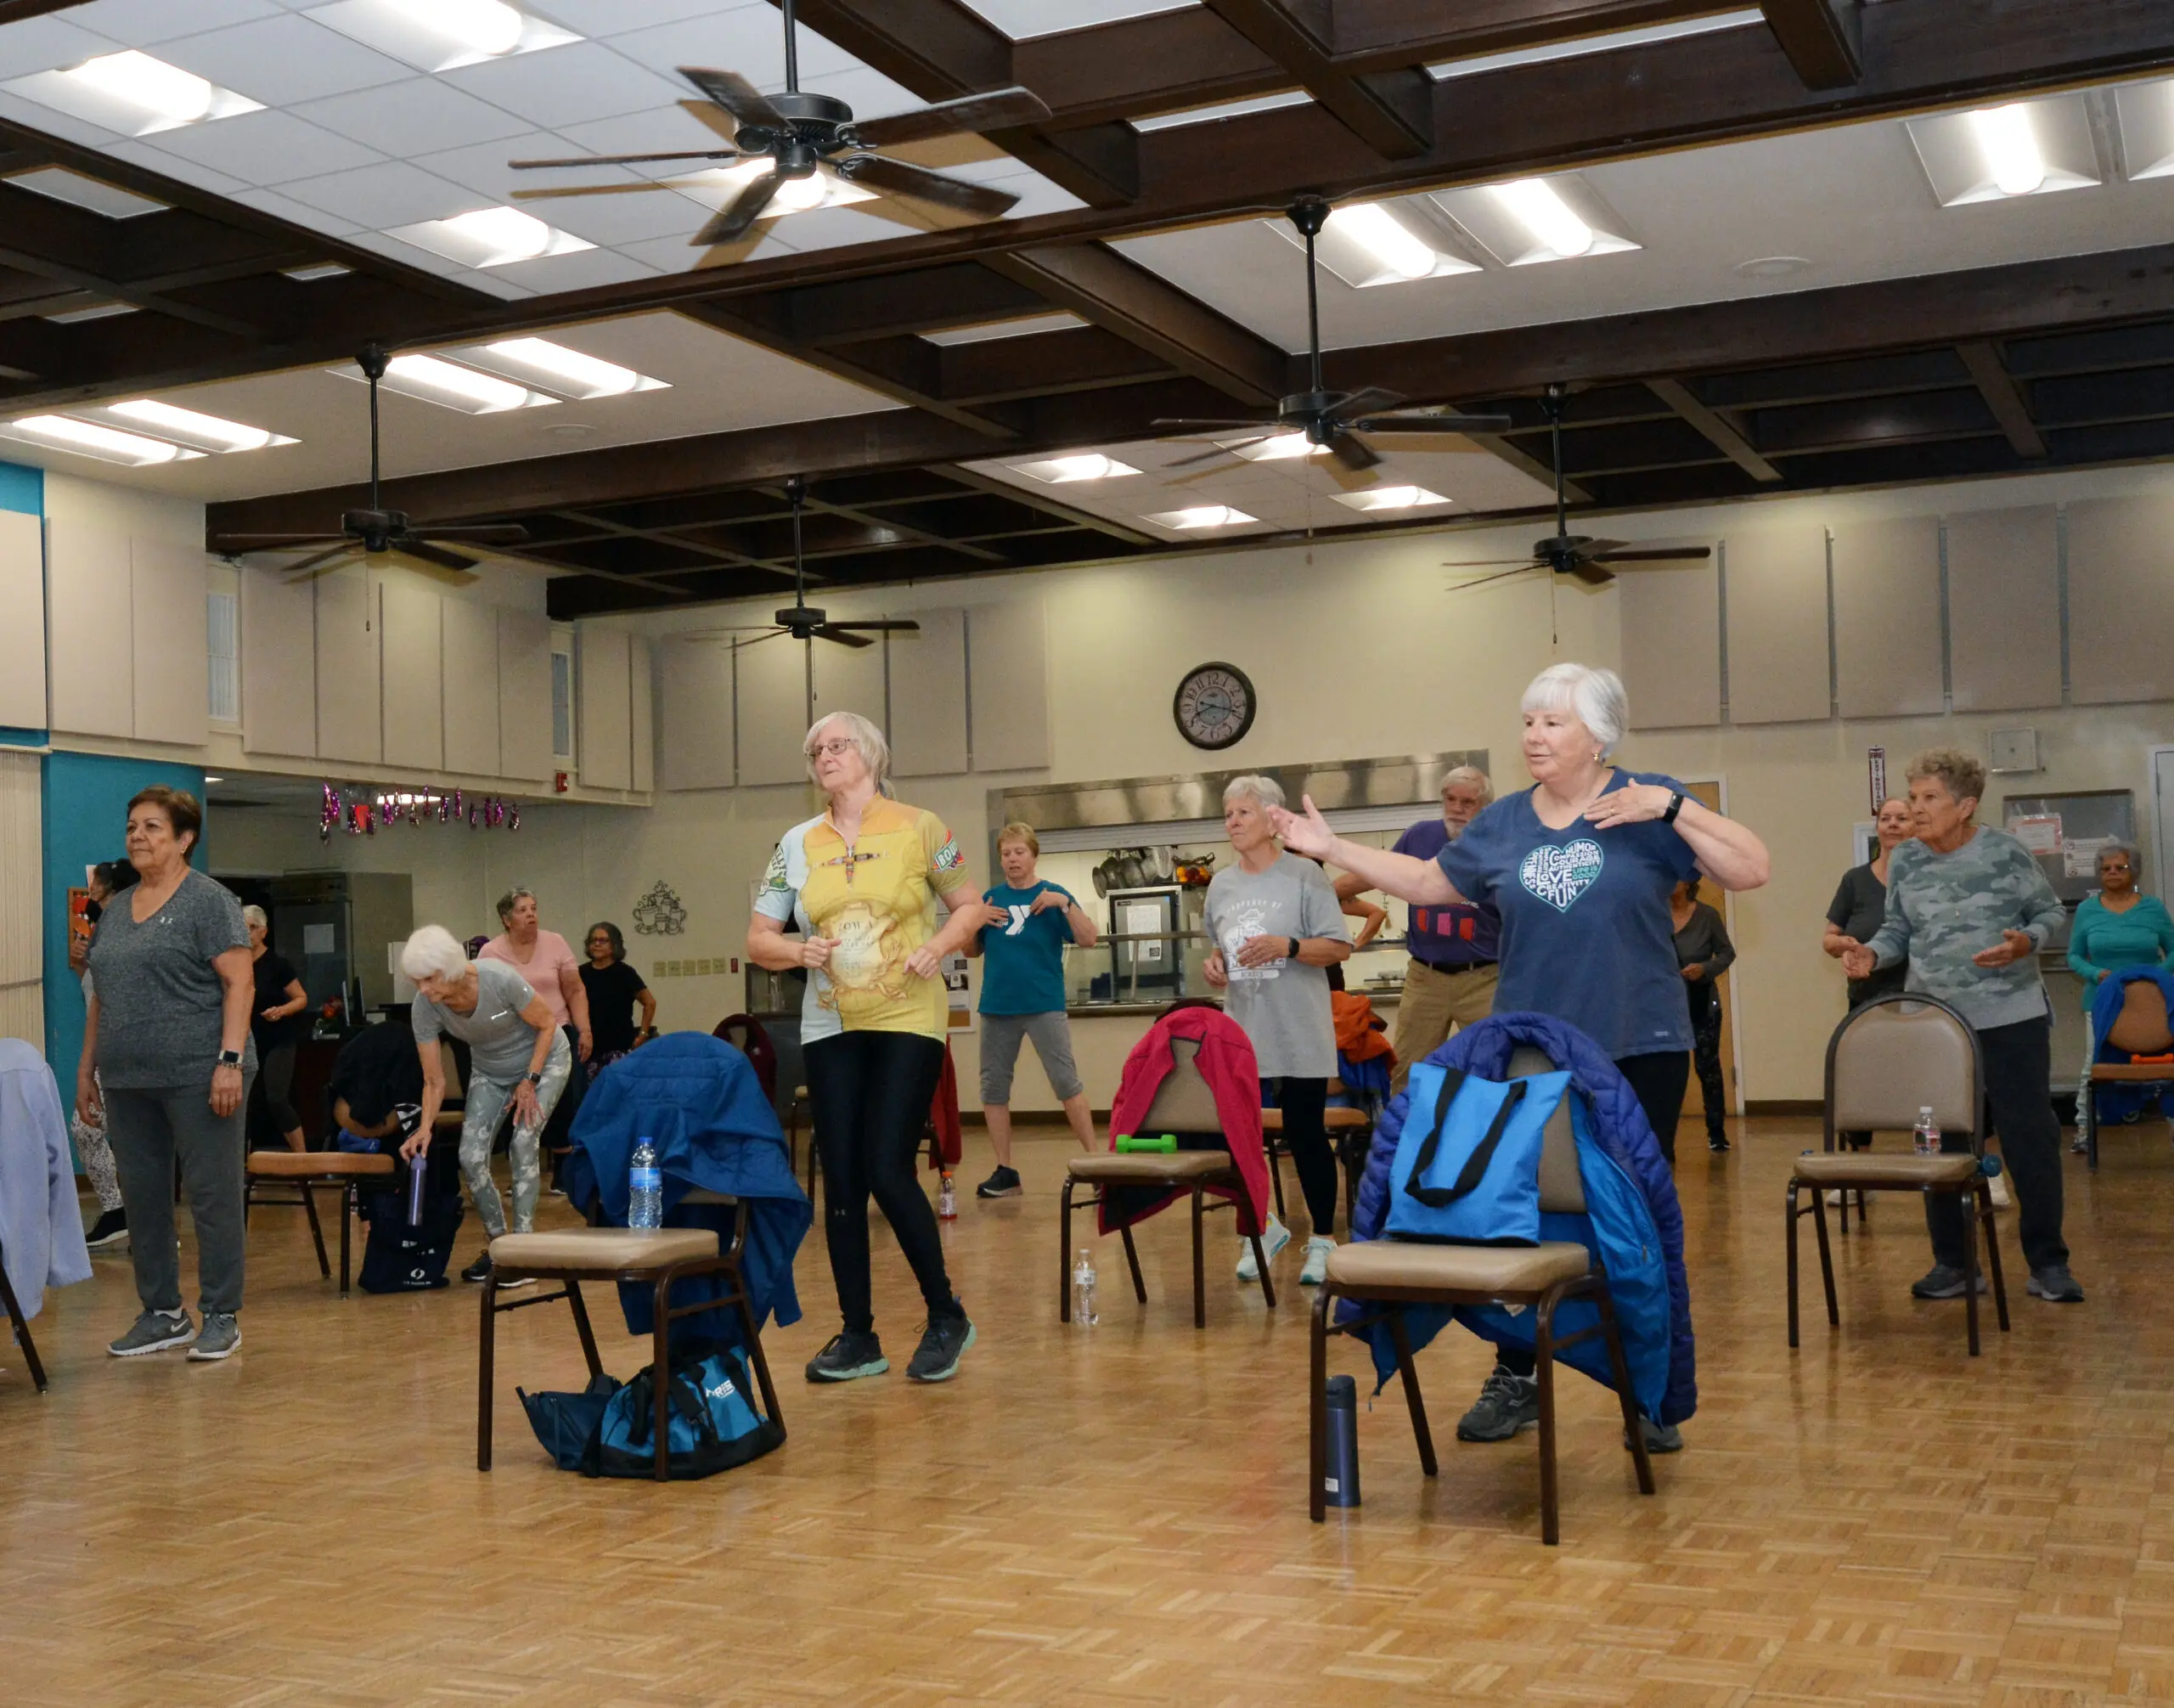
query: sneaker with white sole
[
  {"left": 84, "top": 1209, "right": 128, "bottom": 1249},
  {"left": 1299, "top": 1235, "right": 1335, "bottom": 1287},
  {"left": 1911, "top": 1264, "right": 1986, "bottom": 1299},
  {"left": 1456, "top": 1365, "right": 1540, "bottom": 1442},
  {"left": 1235, "top": 1214, "right": 1290, "bottom": 1281},
  {"left": 108, "top": 1308, "right": 194, "bottom": 1357},
  {"left": 2026, "top": 1265, "right": 2085, "bottom": 1303},
  {"left": 188, "top": 1313, "right": 241, "bottom": 1361}
]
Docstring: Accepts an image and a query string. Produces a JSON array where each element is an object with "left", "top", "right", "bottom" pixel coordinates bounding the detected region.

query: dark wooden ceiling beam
[
  {"left": 933, "top": 325, "right": 1173, "bottom": 404},
  {"left": 1011, "top": 9, "right": 1285, "bottom": 127},
  {"left": 1197, "top": 0, "right": 1433, "bottom": 157},
  {"left": 0, "top": 185, "right": 268, "bottom": 337},
  {"left": 1646, "top": 377, "right": 1783, "bottom": 482},
  {"left": 773, "top": 264, "right": 1050, "bottom": 346},
  {"left": 1760, "top": 0, "right": 1862, "bottom": 89},
  {"left": 1955, "top": 340, "right": 2047, "bottom": 459}
]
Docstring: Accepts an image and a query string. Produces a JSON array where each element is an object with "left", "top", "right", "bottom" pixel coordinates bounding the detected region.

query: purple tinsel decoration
[{"left": 506, "top": 803, "right": 521, "bottom": 832}]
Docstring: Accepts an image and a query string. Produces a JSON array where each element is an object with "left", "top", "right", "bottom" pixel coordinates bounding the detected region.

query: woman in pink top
[{"left": 480, "top": 888, "right": 593, "bottom": 1180}]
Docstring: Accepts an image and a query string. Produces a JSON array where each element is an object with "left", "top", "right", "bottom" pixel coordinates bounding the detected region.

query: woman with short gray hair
[
  {"left": 242, "top": 903, "right": 310, "bottom": 1153},
  {"left": 2064, "top": 836, "right": 2174, "bottom": 1154}
]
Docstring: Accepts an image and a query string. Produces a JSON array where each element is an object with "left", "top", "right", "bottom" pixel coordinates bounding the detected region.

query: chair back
[
  {"left": 1507, "top": 1044, "right": 1585, "bottom": 1214},
  {"left": 1138, "top": 1037, "right": 1222, "bottom": 1133},
  {"left": 712, "top": 1012, "right": 780, "bottom": 1102},
  {"left": 438, "top": 1040, "right": 465, "bottom": 1102},
  {"left": 2107, "top": 979, "right": 2174, "bottom": 1056},
  {"left": 1824, "top": 994, "right": 1982, "bottom": 1148}
]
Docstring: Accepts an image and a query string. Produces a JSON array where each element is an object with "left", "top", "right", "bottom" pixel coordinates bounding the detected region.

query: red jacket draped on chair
[{"left": 1102, "top": 1006, "right": 1270, "bottom": 1235}]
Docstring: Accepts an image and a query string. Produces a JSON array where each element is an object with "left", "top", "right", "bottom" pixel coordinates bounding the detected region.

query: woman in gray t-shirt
[
  {"left": 399, "top": 925, "right": 572, "bottom": 1282},
  {"left": 1203, "top": 775, "right": 1351, "bottom": 1288}
]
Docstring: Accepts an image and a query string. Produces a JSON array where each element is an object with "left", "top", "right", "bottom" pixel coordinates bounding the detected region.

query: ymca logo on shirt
[{"left": 1520, "top": 839, "right": 1605, "bottom": 912}]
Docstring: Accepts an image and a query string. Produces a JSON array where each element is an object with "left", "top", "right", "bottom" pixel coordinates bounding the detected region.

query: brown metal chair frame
[
  {"left": 1060, "top": 1161, "right": 1276, "bottom": 1328},
  {"left": 244, "top": 1152, "right": 396, "bottom": 1295},
  {"left": 1261, "top": 1100, "right": 1372, "bottom": 1231},
  {"left": 476, "top": 1192, "right": 784, "bottom": 1480},
  {"left": 1788, "top": 991, "right": 2008, "bottom": 1356},
  {"left": 0, "top": 1232, "right": 49, "bottom": 1392}
]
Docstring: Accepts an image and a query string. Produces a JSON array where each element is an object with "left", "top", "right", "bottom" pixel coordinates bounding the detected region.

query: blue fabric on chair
[
  {"left": 2087, "top": 966, "right": 2174, "bottom": 1124},
  {"left": 564, "top": 1034, "right": 812, "bottom": 1351}
]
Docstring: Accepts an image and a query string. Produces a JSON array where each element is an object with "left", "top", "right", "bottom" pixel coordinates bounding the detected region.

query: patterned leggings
[
  {"left": 457, "top": 1032, "right": 572, "bottom": 1238},
  {"left": 72, "top": 1072, "right": 124, "bottom": 1212}
]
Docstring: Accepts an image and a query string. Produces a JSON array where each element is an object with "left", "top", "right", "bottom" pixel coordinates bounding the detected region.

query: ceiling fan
[
  {"left": 690, "top": 478, "right": 921, "bottom": 652},
  {"left": 206, "top": 343, "right": 527, "bottom": 582},
  {"left": 1445, "top": 384, "right": 1714, "bottom": 589},
  {"left": 1151, "top": 196, "right": 1513, "bottom": 489},
  {"left": 506, "top": 0, "right": 1050, "bottom": 251}
]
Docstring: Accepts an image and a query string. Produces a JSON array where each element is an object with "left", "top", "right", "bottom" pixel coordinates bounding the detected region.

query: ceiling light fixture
[
  {"left": 1326, "top": 203, "right": 1436, "bottom": 282},
  {"left": 337, "top": 352, "right": 555, "bottom": 414},
  {"left": 391, "top": 206, "right": 593, "bottom": 269},
  {"left": 1968, "top": 103, "right": 2047, "bottom": 195},
  {"left": 1011, "top": 454, "right": 1139, "bottom": 482},
  {"left": 4, "top": 166, "right": 166, "bottom": 218},
  {"left": 1331, "top": 485, "right": 1450, "bottom": 512},
  {"left": 50, "top": 49, "right": 262, "bottom": 132},
  {"left": 686, "top": 159, "right": 872, "bottom": 218},
  {"left": 284, "top": 262, "right": 352, "bottom": 282},
  {"left": 312, "top": 0, "right": 578, "bottom": 70},
  {"left": 1, "top": 414, "right": 202, "bottom": 466},
  {"left": 1147, "top": 505, "right": 1257, "bottom": 530},
  {"left": 108, "top": 399, "right": 296, "bottom": 454},
  {"left": 381, "top": 0, "right": 524, "bottom": 55},
  {"left": 43, "top": 302, "right": 138, "bottom": 324},
  {"left": 473, "top": 337, "right": 666, "bottom": 398},
  {"left": 1491, "top": 178, "right": 1594, "bottom": 258}
]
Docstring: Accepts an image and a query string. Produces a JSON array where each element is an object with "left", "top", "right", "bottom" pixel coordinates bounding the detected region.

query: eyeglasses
[
  {"left": 2102, "top": 864, "right": 2132, "bottom": 874},
  {"left": 806, "top": 738, "right": 857, "bottom": 758}
]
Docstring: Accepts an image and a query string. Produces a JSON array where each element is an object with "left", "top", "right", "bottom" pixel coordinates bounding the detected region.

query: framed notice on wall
[
  {"left": 943, "top": 951, "right": 973, "bottom": 1032},
  {"left": 2002, "top": 788, "right": 2135, "bottom": 906}
]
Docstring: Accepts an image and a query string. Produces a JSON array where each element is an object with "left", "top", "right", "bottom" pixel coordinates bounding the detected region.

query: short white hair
[
  {"left": 241, "top": 903, "right": 268, "bottom": 931},
  {"left": 803, "top": 711, "right": 891, "bottom": 788},
  {"left": 1440, "top": 764, "right": 1494, "bottom": 804},
  {"left": 400, "top": 925, "right": 470, "bottom": 984},
  {"left": 1521, "top": 662, "right": 1628, "bottom": 757},
  {"left": 1222, "top": 774, "right": 1286, "bottom": 812}
]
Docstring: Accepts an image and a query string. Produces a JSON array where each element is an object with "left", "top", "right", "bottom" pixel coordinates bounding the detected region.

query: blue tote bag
[{"left": 1383, "top": 1062, "right": 1574, "bottom": 1246}]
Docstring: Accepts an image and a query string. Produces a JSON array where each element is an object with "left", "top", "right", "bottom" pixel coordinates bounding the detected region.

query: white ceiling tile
[
  {"left": 527, "top": 0, "right": 724, "bottom": 35},
  {"left": 411, "top": 128, "right": 584, "bottom": 201},
  {"left": 617, "top": 227, "right": 797, "bottom": 270},
  {"left": 604, "top": 8, "right": 859, "bottom": 88},
  {"left": 439, "top": 39, "right": 686, "bottom": 127},
  {"left": 294, "top": 76, "right": 533, "bottom": 155},
  {"left": 956, "top": 0, "right": 1195, "bottom": 39},
  {"left": 97, "top": 139, "right": 255, "bottom": 196},
  {"left": 0, "top": 16, "right": 122, "bottom": 79},
  {"left": 155, "top": 13, "right": 415, "bottom": 103},
  {"left": 223, "top": 183, "right": 366, "bottom": 234},
  {"left": 69, "top": 0, "right": 284, "bottom": 42},
  {"left": 527, "top": 183, "right": 718, "bottom": 245},
  {"left": 0, "top": 87, "right": 129, "bottom": 146},
  {"left": 139, "top": 108, "right": 386, "bottom": 186},
  {"left": 994, "top": 176, "right": 1087, "bottom": 218},
  {"left": 553, "top": 105, "right": 729, "bottom": 155},
  {"left": 486, "top": 246, "right": 663, "bottom": 291},
  {"left": 799, "top": 65, "right": 932, "bottom": 122},
  {"left": 276, "top": 158, "right": 482, "bottom": 225}
]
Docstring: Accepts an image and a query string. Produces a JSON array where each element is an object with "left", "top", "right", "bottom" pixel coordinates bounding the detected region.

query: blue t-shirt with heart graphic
[{"left": 1433, "top": 769, "right": 1702, "bottom": 1058}]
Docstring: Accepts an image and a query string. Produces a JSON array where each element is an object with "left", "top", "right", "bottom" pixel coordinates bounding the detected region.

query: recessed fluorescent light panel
[
  {"left": 464, "top": 337, "right": 668, "bottom": 399},
  {"left": 1430, "top": 8, "right": 1763, "bottom": 77},
  {"left": 1432, "top": 174, "right": 1638, "bottom": 267},
  {"left": 284, "top": 262, "right": 352, "bottom": 282},
  {"left": 2116, "top": 78, "right": 2174, "bottom": 180},
  {"left": 308, "top": 0, "right": 579, "bottom": 71},
  {"left": 44, "top": 301, "right": 138, "bottom": 324},
  {"left": 1133, "top": 89, "right": 1315, "bottom": 132},
  {"left": 389, "top": 206, "right": 594, "bottom": 269},
  {"left": 332, "top": 352, "right": 556, "bottom": 414},
  {"left": 4, "top": 167, "right": 166, "bottom": 218},
  {"left": 104, "top": 400, "right": 296, "bottom": 454},
  {"left": 1272, "top": 199, "right": 1480, "bottom": 288},
  {"left": 1905, "top": 94, "right": 2101, "bottom": 205},
  {"left": 922, "top": 313, "right": 1088, "bottom": 347},
  {"left": 4, "top": 50, "right": 262, "bottom": 137},
  {"left": 1332, "top": 485, "right": 1450, "bottom": 512},
  {"left": 0, "top": 415, "right": 204, "bottom": 466},
  {"left": 1011, "top": 454, "right": 1140, "bottom": 482},
  {"left": 1146, "top": 505, "right": 1257, "bottom": 530}
]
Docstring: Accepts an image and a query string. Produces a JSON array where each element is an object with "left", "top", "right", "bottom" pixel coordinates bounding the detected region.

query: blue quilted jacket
[{"left": 1342, "top": 1012, "right": 1696, "bottom": 1426}]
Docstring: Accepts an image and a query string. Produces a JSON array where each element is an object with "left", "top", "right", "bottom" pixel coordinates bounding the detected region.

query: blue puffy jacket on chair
[
  {"left": 565, "top": 1034, "right": 812, "bottom": 1352},
  {"left": 1341, "top": 1012, "right": 1696, "bottom": 1428}
]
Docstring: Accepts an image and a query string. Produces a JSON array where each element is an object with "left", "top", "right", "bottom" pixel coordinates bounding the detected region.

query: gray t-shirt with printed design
[{"left": 1204, "top": 852, "right": 1349, "bottom": 1079}]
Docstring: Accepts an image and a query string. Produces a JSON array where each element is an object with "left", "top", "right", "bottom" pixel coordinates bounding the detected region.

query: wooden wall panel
[
  {"left": 129, "top": 538, "right": 208, "bottom": 747},
  {"left": 314, "top": 565, "right": 380, "bottom": 765},
  {"left": 1619, "top": 557, "right": 1720, "bottom": 730},
  {"left": 0, "top": 512, "right": 45, "bottom": 731},
  {"left": 497, "top": 608, "right": 553, "bottom": 783},
  {"left": 46, "top": 521, "right": 132, "bottom": 738},
  {"left": 440, "top": 595, "right": 500, "bottom": 777},
  {"left": 2068, "top": 494, "right": 2174, "bottom": 706},
  {"left": 379, "top": 578, "right": 443, "bottom": 771},
  {"left": 1831, "top": 517, "right": 1945, "bottom": 719},
  {"left": 658, "top": 634, "right": 734, "bottom": 791},
  {"left": 968, "top": 597, "right": 1051, "bottom": 771},
  {"left": 888, "top": 608, "right": 968, "bottom": 777},
  {"left": 629, "top": 635, "right": 654, "bottom": 794},
  {"left": 577, "top": 625, "right": 633, "bottom": 791},
  {"left": 736, "top": 634, "right": 810, "bottom": 788},
  {"left": 1945, "top": 505, "right": 2061, "bottom": 712},
  {"left": 1726, "top": 527, "right": 1830, "bottom": 724},
  {"left": 240, "top": 563, "right": 316, "bottom": 758}
]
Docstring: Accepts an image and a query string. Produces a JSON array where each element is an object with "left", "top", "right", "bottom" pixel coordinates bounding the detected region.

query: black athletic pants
[
  {"left": 1689, "top": 1001, "right": 1727, "bottom": 1143},
  {"left": 1927, "top": 1014, "right": 2067, "bottom": 1275},
  {"left": 806, "top": 1029, "right": 960, "bottom": 1336},
  {"left": 1269, "top": 1076, "right": 1337, "bottom": 1235}
]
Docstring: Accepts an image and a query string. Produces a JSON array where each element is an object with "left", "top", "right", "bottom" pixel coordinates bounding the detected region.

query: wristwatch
[
  {"left": 1662, "top": 789, "right": 1687, "bottom": 824},
  {"left": 217, "top": 1048, "right": 244, "bottom": 1068},
  {"left": 1288, "top": 936, "right": 1301, "bottom": 959},
  {"left": 524, "top": 1070, "right": 543, "bottom": 1087}
]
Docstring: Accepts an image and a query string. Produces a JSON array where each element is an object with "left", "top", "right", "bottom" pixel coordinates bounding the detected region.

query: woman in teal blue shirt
[{"left": 2068, "top": 840, "right": 2174, "bottom": 1152}]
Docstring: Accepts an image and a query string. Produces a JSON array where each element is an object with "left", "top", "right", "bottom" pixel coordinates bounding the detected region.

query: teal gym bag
[{"left": 1383, "top": 1063, "right": 1573, "bottom": 1246}]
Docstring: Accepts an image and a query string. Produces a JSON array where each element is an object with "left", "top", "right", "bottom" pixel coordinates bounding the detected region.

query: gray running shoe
[
  {"left": 1456, "top": 1366, "right": 1540, "bottom": 1442},
  {"left": 108, "top": 1309, "right": 194, "bottom": 1357},
  {"left": 905, "top": 1313, "right": 977, "bottom": 1383},
  {"left": 188, "top": 1313, "right": 241, "bottom": 1361},
  {"left": 1625, "top": 1416, "right": 1683, "bottom": 1454},
  {"left": 2026, "top": 1265, "right": 2086, "bottom": 1303},
  {"left": 804, "top": 1330, "right": 888, "bottom": 1383},
  {"left": 1910, "top": 1265, "right": 1986, "bottom": 1299}
]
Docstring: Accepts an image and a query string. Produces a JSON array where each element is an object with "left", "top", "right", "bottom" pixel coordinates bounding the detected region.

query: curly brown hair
[{"left": 1906, "top": 747, "right": 1987, "bottom": 808}]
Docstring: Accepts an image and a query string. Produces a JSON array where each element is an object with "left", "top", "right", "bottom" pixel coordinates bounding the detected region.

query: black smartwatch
[
  {"left": 524, "top": 1070, "right": 543, "bottom": 1087},
  {"left": 1662, "top": 789, "right": 1686, "bottom": 824},
  {"left": 217, "top": 1048, "right": 243, "bottom": 1068},
  {"left": 1288, "top": 936, "right": 1301, "bottom": 959}
]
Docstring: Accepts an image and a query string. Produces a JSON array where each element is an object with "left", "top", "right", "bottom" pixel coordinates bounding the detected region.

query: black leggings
[
  {"left": 254, "top": 1042, "right": 301, "bottom": 1136},
  {"left": 1690, "top": 1002, "right": 1726, "bottom": 1141},
  {"left": 1270, "top": 1076, "right": 1338, "bottom": 1235},
  {"left": 806, "top": 1029, "right": 959, "bottom": 1335},
  {"left": 1928, "top": 1015, "right": 2066, "bottom": 1274}
]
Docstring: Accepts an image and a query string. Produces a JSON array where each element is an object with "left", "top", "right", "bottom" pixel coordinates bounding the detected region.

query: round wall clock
[{"left": 1173, "top": 661, "right": 1257, "bottom": 751}]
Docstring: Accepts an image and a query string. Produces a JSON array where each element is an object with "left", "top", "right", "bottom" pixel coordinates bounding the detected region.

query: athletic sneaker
[
  {"left": 1911, "top": 1264, "right": 1987, "bottom": 1299},
  {"left": 188, "top": 1313, "right": 241, "bottom": 1361},
  {"left": 2070, "top": 1134, "right": 2090, "bottom": 1154},
  {"left": 1299, "top": 1235, "right": 1335, "bottom": 1287},
  {"left": 805, "top": 1330, "right": 889, "bottom": 1383},
  {"left": 1236, "top": 1214, "right": 1291, "bottom": 1281},
  {"left": 85, "top": 1209, "right": 128, "bottom": 1249},
  {"left": 1456, "top": 1366, "right": 1540, "bottom": 1442},
  {"left": 905, "top": 1313, "right": 976, "bottom": 1383},
  {"left": 1625, "top": 1416, "right": 1683, "bottom": 1454},
  {"left": 1708, "top": 1132, "right": 1731, "bottom": 1153},
  {"left": 461, "top": 1250, "right": 493, "bottom": 1284},
  {"left": 2027, "top": 1265, "right": 2086, "bottom": 1303},
  {"left": 976, "top": 1165, "right": 1022, "bottom": 1198},
  {"left": 108, "top": 1308, "right": 194, "bottom": 1357}
]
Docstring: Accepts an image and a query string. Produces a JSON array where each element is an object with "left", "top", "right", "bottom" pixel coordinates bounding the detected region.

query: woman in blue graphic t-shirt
[{"left": 1271, "top": 662, "right": 1770, "bottom": 1450}]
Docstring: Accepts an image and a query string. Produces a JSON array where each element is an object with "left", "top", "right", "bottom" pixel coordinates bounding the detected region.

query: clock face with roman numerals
[{"left": 1173, "top": 662, "right": 1257, "bottom": 751}]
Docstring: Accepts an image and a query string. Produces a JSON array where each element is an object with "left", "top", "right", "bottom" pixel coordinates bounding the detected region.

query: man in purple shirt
[{"left": 1337, "top": 766, "right": 1500, "bottom": 1091}]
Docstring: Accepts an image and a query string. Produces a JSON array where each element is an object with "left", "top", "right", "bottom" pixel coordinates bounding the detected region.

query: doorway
[{"left": 1679, "top": 779, "right": 1739, "bottom": 1123}]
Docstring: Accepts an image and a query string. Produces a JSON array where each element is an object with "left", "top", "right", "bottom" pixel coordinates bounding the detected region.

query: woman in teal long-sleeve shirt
[{"left": 2067, "top": 840, "right": 2174, "bottom": 1151}]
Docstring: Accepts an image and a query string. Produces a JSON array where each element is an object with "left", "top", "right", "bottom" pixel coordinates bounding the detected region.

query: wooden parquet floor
[{"left": 4, "top": 1118, "right": 2172, "bottom": 1706}]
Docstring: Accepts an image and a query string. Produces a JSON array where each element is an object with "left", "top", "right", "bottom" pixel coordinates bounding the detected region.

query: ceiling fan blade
[
  {"left": 1587, "top": 546, "right": 1715, "bottom": 564},
  {"left": 414, "top": 524, "right": 528, "bottom": 544},
  {"left": 677, "top": 67, "right": 786, "bottom": 132},
  {"left": 1353, "top": 412, "right": 1516, "bottom": 434},
  {"left": 209, "top": 533, "right": 347, "bottom": 549},
  {"left": 514, "top": 180, "right": 709, "bottom": 201},
  {"left": 1152, "top": 418, "right": 1276, "bottom": 432},
  {"left": 1442, "top": 556, "right": 1547, "bottom": 569},
  {"left": 692, "top": 170, "right": 783, "bottom": 245},
  {"left": 734, "top": 628, "right": 790, "bottom": 649},
  {"left": 1328, "top": 433, "right": 1381, "bottom": 474},
  {"left": 1569, "top": 561, "right": 1617, "bottom": 587},
  {"left": 391, "top": 538, "right": 478, "bottom": 572},
  {"left": 826, "top": 619, "right": 921, "bottom": 634},
  {"left": 1163, "top": 439, "right": 1259, "bottom": 469},
  {"left": 511, "top": 149, "right": 742, "bottom": 170},
  {"left": 851, "top": 87, "right": 1052, "bottom": 149},
  {"left": 812, "top": 625, "right": 877, "bottom": 650},
  {"left": 837, "top": 155, "right": 1018, "bottom": 218},
  {"left": 1325, "top": 386, "right": 1404, "bottom": 421},
  {"left": 277, "top": 544, "right": 360, "bottom": 580},
  {"left": 1446, "top": 566, "right": 1545, "bottom": 594}
]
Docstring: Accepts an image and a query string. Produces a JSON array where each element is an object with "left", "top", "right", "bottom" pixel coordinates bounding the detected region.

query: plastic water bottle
[
  {"left": 938, "top": 1170, "right": 957, "bottom": 1220},
  {"left": 628, "top": 1138, "right": 663, "bottom": 1229},
  {"left": 406, "top": 1154, "right": 429, "bottom": 1226},
  {"left": 1912, "top": 1106, "right": 1941, "bottom": 1157},
  {"left": 1073, "top": 1246, "right": 1097, "bottom": 1327}
]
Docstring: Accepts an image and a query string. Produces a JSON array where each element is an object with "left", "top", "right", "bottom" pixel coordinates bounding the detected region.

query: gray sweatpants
[{"left": 104, "top": 1076, "right": 254, "bottom": 1317}]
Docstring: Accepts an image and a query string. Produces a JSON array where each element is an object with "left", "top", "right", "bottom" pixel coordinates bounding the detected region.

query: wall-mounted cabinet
[
  {"left": 48, "top": 521, "right": 207, "bottom": 745},
  {"left": 0, "top": 511, "right": 47, "bottom": 732}
]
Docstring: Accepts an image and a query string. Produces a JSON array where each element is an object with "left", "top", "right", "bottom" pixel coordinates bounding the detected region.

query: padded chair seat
[
  {"left": 246, "top": 1150, "right": 394, "bottom": 1178},
  {"left": 1260, "top": 1108, "right": 1371, "bottom": 1132},
  {"left": 490, "top": 1228, "right": 718, "bottom": 1271},
  {"left": 1792, "top": 1152, "right": 1980, "bottom": 1186},
  {"left": 2091, "top": 1063, "right": 2174, "bottom": 1082},
  {"left": 1067, "top": 1151, "right": 1236, "bottom": 1184},
  {"left": 1326, "top": 1238, "right": 1593, "bottom": 1295}
]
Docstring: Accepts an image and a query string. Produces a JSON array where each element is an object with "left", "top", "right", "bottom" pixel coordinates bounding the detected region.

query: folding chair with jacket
[{"left": 2079, "top": 966, "right": 2174, "bottom": 1170}]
